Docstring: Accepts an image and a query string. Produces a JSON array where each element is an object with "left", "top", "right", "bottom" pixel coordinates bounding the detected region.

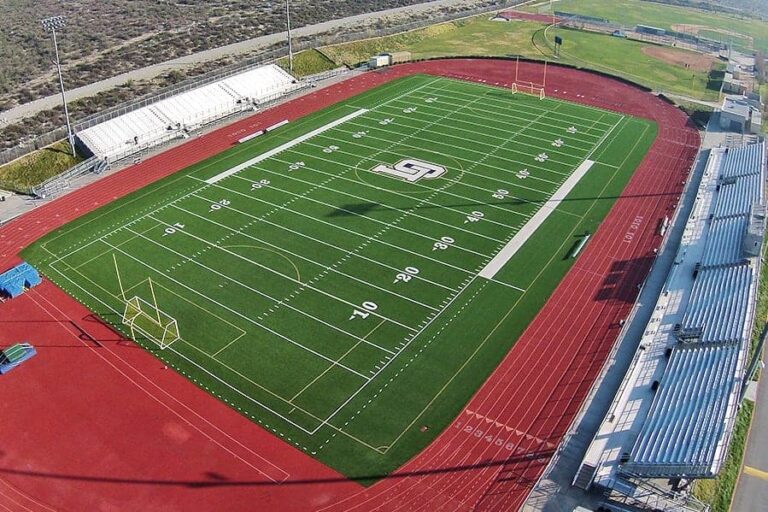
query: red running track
[{"left": 0, "top": 59, "right": 699, "bottom": 511}]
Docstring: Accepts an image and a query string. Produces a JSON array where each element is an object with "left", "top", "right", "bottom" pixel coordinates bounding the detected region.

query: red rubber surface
[{"left": 0, "top": 59, "right": 698, "bottom": 511}]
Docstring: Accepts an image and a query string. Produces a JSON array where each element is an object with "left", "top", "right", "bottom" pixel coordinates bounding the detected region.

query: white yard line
[
  {"left": 164, "top": 203, "right": 441, "bottom": 312},
  {"left": 103, "top": 237, "right": 377, "bottom": 380},
  {"left": 231, "top": 173, "right": 507, "bottom": 245},
  {"left": 342, "top": 116, "right": 587, "bottom": 171},
  {"left": 479, "top": 159, "right": 596, "bottom": 280},
  {"left": 171, "top": 199, "right": 456, "bottom": 293},
  {"left": 418, "top": 81, "right": 619, "bottom": 127},
  {"left": 126, "top": 222, "right": 413, "bottom": 341},
  {"left": 205, "top": 109, "right": 370, "bottom": 185},
  {"left": 379, "top": 98, "right": 599, "bottom": 151}
]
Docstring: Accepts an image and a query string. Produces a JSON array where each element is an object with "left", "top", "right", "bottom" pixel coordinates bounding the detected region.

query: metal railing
[{"left": 30, "top": 156, "right": 99, "bottom": 198}]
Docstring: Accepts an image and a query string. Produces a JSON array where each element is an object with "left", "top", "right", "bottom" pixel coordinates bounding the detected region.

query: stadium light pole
[
  {"left": 286, "top": 0, "right": 294, "bottom": 73},
  {"left": 41, "top": 15, "right": 76, "bottom": 157}
]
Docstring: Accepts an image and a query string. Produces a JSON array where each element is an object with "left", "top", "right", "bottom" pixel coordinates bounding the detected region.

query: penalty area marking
[
  {"left": 205, "top": 108, "right": 370, "bottom": 184},
  {"left": 479, "top": 159, "right": 595, "bottom": 280}
]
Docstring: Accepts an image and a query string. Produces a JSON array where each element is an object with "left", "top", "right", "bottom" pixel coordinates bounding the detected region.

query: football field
[{"left": 23, "top": 74, "right": 656, "bottom": 478}]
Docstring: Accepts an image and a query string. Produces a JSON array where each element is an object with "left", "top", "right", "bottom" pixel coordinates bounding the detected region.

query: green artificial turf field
[{"left": 23, "top": 74, "right": 656, "bottom": 479}]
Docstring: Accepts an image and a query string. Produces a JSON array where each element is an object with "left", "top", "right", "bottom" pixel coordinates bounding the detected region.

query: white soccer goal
[
  {"left": 509, "top": 82, "right": 544, "bottom": 99},
  {"left": 122, "top": 295, "right": 181, "bottom": 349}
]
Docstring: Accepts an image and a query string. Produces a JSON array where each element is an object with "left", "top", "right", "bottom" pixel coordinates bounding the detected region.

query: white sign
[{"left": 371, "top": 159, "right": 447, "bottom": 182}]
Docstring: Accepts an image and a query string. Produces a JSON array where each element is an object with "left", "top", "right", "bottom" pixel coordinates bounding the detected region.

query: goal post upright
[
  {"left": 148, "top": 276, "right": 162, "bottom": 325},
  {"left": 121, "top": 295, "right": 181, "bottom": 350},
  {"left": 113, "top": 253, "right": 126, "bottom": 301}
]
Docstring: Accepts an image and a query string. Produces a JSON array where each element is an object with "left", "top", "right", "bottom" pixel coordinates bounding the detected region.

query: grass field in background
[
  {"left": 525, "top": 0, "right": 768, "bottom": 51},
  {"left": 23, "top": 75, "right": 655, "bottom": 479},
  {"left": 320, "top": 16, "right": 724, "bottom": 101}
]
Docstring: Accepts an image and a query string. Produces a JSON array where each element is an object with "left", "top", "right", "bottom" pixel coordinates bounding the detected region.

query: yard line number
[
  {"left": 349, "top": 301, "right": 378, "bottom": 321},
  {"left": 393, "top": 266, "right": 419, "bottom": 284}
]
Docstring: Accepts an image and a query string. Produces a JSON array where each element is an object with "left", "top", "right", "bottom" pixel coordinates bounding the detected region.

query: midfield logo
[{"left": 371, "top": 159, "right": 447, "bottom": 183}]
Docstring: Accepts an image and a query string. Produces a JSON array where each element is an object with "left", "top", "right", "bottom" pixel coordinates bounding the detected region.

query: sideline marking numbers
[
  {"left": 433, "top": 236, "right": 455, "bottom": 251},
  {"left": 492, "top": 189, "right": 509, "bottom": 200},
  {"left": 465, "top": 211, "right": 484, "bottom": 224},
  {"left": 162, "top": 222, "right": 185, "bottom": 236},
  {"left": 251, "top": 179, "right": 270, "bottom": 190},
  {"left": 349, "top": 301, "right": 378, "bottom": 320},
  {"left": 209, "top": 199, "right": 231, "bottom": 213},
  {"left": 393, "top": 266, "right": 419, "bottom": 284}
]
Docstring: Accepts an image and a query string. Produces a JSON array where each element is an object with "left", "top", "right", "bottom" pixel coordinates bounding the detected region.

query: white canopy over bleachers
[{"left": 77, "top": 64, "right": 301, "bottom": 162}]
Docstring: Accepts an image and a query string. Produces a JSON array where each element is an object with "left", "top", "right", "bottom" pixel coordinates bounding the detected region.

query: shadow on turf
[
  {"left": 0, "top": 449, "right": 555, "bottom": 488},
  {"left": 325, "top": 190, "right": 678, "bottom": 217}
]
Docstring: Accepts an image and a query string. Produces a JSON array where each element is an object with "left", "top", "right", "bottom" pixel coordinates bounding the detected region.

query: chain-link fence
[{"left": 0, "top": 0, "right": 523, "bottom": 166}]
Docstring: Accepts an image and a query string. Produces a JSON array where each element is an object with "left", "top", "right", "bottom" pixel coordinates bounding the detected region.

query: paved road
[
  {"left": 732, "top": 369, "right": 768, "bottom": 512},
  {"left": 0, "top": 0, "right": 496, "bottom": 125}
]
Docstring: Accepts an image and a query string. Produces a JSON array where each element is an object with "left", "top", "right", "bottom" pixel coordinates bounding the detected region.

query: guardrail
[{"left": 31, "top": 156, "right": 99, "bottom": 198}]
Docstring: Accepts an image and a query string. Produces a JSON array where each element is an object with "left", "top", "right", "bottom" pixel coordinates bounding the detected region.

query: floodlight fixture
[{"left": 41, "top": 15, "right": 76, "bottom": 157}]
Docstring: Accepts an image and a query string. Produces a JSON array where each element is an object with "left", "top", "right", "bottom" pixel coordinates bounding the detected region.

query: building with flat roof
[{"left": 720, "top": 95, "right": 762, "bottom": 134}]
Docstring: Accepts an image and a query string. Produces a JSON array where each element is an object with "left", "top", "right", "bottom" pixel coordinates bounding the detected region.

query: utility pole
[
  {"left": 286, "top": 0, "right": 294, "bottom": 73},
  {"left": 41, "top": 15, "right": 76, "bottom": 157}
]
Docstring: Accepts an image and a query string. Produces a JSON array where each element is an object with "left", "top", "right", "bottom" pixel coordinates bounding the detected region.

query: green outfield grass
[
  {"left": 320, "top": 16, "right": 723, "bottom": 101},
  {"left": 526, "top": 0, "right": 768, "bottom": 51},
  {"left": 23, "top": 75, "right": 655, "bottom": 480}
]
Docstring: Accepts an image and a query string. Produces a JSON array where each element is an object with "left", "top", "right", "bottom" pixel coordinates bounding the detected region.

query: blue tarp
[{"left": 0, "top": 263, "right": 42, "bottom": 299}]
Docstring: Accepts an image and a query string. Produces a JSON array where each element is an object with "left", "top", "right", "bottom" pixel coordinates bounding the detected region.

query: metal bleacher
[
  {"left": 700, "top": 215, "right": 747, "bottom": 267},
  {"left": 619, "top": 142, "right": 764, "bottom": 479},
  {"left": 579, "top": 141, "right": 766, "bottom": 493},
  {"left": 681, "top": 263, "right": 754, "bottom": 344},
  {"left": 76, "top": 64, "right": 303, "bottom": 163},
  {"left": 623, "top": 342, "right": 741, "bottom": 478}
]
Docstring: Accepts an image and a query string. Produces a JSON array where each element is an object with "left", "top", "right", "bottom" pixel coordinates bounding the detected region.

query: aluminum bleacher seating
[
  {"left": 700, "top": 215, "right": 747, "bottom": 267},
  {"left": 682, "top": 263, "right": 753, "bottom": 343},
  {"left": 77, "top": 64, "right": 302, "bottom": 163},
  {"left": 621, "top": 142, "right": 764, "bottom": 479},
  {"left": 624, "top": 342, "right": 741, "bottom": 478}
]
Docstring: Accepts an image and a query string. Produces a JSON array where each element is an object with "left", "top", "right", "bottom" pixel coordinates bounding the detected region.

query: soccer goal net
[
  {"left": 510, "top": 83, "right": 545, "bottom": 99},
  {"left": 122, "top": 296, "right": 181, "bottom": 350}
]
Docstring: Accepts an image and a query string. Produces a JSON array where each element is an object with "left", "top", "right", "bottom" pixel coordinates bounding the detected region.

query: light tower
[
  {"left": 41, "top": 15, "right": 76, "bottom": 157},
  {"left": 286, "top": 0, "right": 294, "bottom": 73}
]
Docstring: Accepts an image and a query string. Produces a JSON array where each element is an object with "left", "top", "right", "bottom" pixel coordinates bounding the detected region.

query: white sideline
[
  {"left": 205, "top": 109, "right": 369, "bottom": 184},
  {"left": 479, "top": 159, "right": 596, "bottom": 280}
]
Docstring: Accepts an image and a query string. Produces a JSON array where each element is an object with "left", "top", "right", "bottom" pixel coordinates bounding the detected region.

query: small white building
[
  {"left": 368, "top": 55, "right": 391, "bottom": 69},
  {"left": 720, "top": 95, "right": 762, "bottom": 134}
]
